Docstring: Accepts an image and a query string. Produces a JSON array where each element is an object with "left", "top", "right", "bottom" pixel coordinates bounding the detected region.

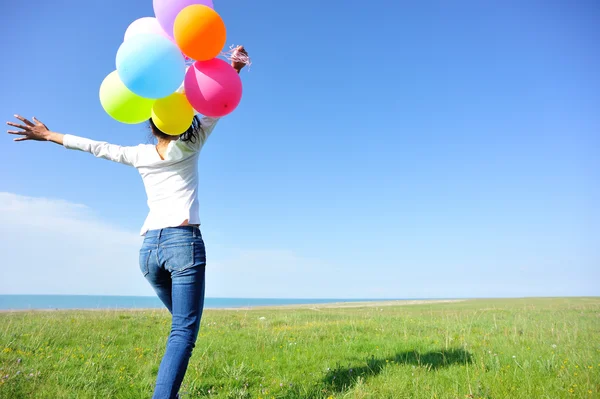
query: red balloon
[{"left": 184, "top": 58, "right": 242, "bottom": 118}]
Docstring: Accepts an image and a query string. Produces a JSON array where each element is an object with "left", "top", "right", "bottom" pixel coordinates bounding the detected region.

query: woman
[{"left": 6, "top": 46, "right": 249, "bottom": 399}]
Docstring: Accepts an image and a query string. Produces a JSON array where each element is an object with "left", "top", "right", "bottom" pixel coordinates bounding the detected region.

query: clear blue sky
[{"left": 1, "top": 0, "right": 598, "bottom": 298}]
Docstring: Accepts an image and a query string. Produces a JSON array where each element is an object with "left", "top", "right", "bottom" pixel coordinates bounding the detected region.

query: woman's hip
[{"left": 140, "top": 225, "right": 206, "bottom": 272}]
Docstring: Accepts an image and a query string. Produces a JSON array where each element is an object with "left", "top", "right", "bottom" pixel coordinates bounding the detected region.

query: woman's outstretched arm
[
  {"left": 7, "top": 115, "right": 140, "bottom": 167},
  {"left": 181, "top": 46, "right": 249, "bottom": 152}
]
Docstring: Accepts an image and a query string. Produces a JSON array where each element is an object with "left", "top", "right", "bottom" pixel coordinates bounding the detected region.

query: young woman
[{"left": 7, "top": 46, "right": 249, "bottom": 399}]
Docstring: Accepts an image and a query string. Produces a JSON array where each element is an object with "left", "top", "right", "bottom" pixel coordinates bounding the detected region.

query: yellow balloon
[
  {"left": 151, "top": 92, "right": 195, "bottom": 135},
  {"left": 99, "top": 71, "right": 154, "bottom": 124}
]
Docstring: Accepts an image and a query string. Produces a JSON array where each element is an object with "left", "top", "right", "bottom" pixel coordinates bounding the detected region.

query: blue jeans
[{"left": 139, "top": 226, "right": 207, "bottom": 399}]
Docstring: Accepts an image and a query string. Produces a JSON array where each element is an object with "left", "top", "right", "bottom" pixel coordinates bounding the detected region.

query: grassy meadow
[{"left": 0, "top": 297, "right": 599, "bottom": 398}]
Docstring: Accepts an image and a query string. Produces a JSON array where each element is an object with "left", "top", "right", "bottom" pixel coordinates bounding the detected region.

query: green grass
[{"left": 1, "top": 297, "right": 599, "bottom": 398}]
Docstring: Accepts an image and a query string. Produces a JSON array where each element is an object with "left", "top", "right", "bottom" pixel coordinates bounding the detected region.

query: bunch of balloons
[{"left": 99, "top": 0, "right": 243, "bottom": 135}]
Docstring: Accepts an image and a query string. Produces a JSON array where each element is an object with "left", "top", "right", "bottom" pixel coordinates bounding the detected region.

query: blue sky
[{"left": 1, "top": 0, "right": 598, "bottom": 298}]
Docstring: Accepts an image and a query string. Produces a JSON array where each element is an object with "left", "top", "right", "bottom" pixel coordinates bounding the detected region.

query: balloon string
[
  {"left": 184, "top": 56, "right": 195, "bottom": 67},
  {"left": 220, "top": 44, "right": 252, "bottom": 68},
  {"left": 183, "top": 45, "right": 252, "bottom": 69}
]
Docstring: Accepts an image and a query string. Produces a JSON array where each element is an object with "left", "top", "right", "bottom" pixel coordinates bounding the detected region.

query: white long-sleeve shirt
[{"left": 62, "top": 117, "right": 219, "bottom": 236}]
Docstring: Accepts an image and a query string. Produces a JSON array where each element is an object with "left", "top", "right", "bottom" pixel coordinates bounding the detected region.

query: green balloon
[{"left": 99, "top": 71, "right": 155, "bottom": 124}]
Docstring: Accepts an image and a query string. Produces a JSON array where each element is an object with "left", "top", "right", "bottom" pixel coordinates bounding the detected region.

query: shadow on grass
[
  {"left": 186, "top": 349, "right": 474, "bottom": 399},
  {"left": 323, "top": 348, "right": 473, "bottom": 393}
]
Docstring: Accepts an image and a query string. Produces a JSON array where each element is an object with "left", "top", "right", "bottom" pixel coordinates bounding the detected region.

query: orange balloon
[{"left": 174, "top": 5, "right": 226, "bottom": 61}]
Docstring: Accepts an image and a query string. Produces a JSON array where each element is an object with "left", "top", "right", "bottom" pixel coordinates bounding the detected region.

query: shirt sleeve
[
  {"left": 63, "top": 134, "right": 140, "bottom": 167},
  {"left": 184, "top": 116, "right": 220, "bottom": 152}
]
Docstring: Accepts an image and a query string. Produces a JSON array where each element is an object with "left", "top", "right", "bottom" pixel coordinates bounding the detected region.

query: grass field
[{"left": 1, "top": 297, "right": 599, "bottom": 398}]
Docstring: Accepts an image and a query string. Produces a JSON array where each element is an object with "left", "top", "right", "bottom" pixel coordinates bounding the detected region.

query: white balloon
[{"left": 124, "top": 17, "right": 170, "bottom": 42}]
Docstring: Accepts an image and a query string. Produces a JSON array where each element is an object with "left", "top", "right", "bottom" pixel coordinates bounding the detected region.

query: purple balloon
[{"left": 153, "top": 0, "right": 214, "bottom": 38}]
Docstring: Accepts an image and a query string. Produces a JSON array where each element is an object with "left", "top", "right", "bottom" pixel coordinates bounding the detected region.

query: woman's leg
[
  {"left": 152, "top": 227, "right": 206, "bottom": 399},
  {"left": 140, "top": 235, "right": 173, "bottom": 313},
  {"left": 145, "top": 263, "right": 173, "bottom": 313},
  {"left": 152, "top": 266, "right": 205, "bottom": 398}
]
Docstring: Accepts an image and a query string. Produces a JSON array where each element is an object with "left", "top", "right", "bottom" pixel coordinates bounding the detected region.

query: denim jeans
[{"left": 139, "top": 226, "right": 207, "bottom": 399}]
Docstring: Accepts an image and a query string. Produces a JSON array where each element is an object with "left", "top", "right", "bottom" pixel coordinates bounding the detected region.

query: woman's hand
[
  {"left": 7, "top": 115, "right": 64, "bottom": 145},
  {"left": 231, "top": 45, "right": 249, "bottom": 74},
  {"left": 7, "top": 115, "right": 51, "bottom": 142}
]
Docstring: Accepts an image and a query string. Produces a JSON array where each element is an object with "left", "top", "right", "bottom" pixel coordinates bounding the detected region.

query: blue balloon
[{"left": 116, "top": 34, "right": 185, "bottom": 99}]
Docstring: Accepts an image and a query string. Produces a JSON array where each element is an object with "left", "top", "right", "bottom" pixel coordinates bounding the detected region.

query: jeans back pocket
[{"left": 162, "top": 243, "right": 195, "bottom": 272}]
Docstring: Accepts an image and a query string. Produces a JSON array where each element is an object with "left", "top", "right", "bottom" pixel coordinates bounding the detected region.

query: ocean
[{"left": 0, "top": 295, "right": 391, "bottom": 311}]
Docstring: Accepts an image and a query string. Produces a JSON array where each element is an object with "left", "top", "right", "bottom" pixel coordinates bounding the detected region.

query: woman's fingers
[
  {"left": 6, "top": 115, "right": 40, "bottom": 142},
  {"left": 6, "top": 121, "right": 29, "bottom": 130},
  {"left": 14, "top": 116, "right": 33, "bottom": 126},
  {"left": 32, "top": 117, "right": 47, "bottom": 128},
  {"left": 233, "top": 45, "right": 246, "bottom": 54},
  {"left": 14, "top": 114, "right": 34, "bottom": 126}
]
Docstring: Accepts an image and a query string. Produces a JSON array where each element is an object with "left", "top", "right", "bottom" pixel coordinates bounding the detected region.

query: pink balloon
[
  {"left": 184, "top": 59, "right": 242, "bottom": 118},
  {"left": 124, "top": 17, "right": 171, "bottom": 42},
  {"left": 153, "top": 0, "right": 214, "bottom": 38}
]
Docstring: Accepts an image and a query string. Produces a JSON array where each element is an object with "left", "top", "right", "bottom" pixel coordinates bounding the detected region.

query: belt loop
[{"left": 193, "top": 227, "right": 197, "bottom": 238}]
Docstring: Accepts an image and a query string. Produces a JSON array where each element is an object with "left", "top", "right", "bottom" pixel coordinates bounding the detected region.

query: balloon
[
  {"left": 174, "top": 5, "right": 226, "bottom": 61},
  {"left": 184, "top": 58, "right": 242, "bottom": 118},
  {"left": 116, "top": 33, "right": 185, "bottom": 99},
  {"left": 151, "top": 92, "right": 195, "bottom": 135},
  {"left": 153, "top": 0, "right": 214, "bottom": 38},
  {"left": 176, "top": 66, "right": 190, "bottom": 94},
  {"left": 124, "top": 17, "right": 171, "bottom": 42},
  {"left": 99, "top": 71, "right": 155, "bottom": 124}
]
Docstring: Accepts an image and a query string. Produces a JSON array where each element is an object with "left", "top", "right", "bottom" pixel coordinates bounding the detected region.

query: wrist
[{"left": 45, "top": 131, "right": 65, "bottom": 145}]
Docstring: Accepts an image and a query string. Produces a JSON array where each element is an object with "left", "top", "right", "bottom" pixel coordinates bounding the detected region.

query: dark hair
[{"left": 148, "top": 115, "right": 205, "bottom": 143}]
